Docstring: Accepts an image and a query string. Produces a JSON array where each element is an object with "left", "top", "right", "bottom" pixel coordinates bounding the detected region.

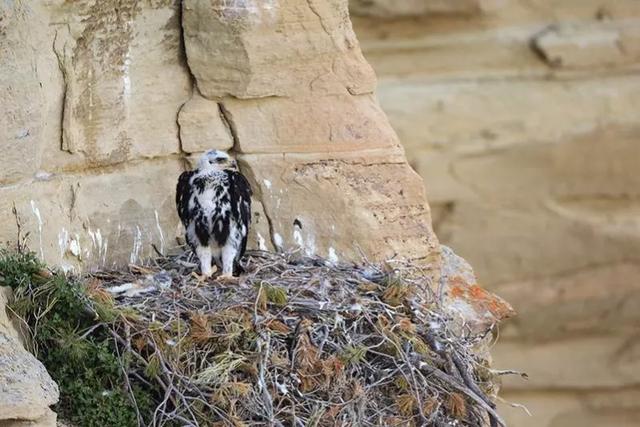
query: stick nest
[{"left": 82, "top": 250, "right": 506, "bottom": 427}]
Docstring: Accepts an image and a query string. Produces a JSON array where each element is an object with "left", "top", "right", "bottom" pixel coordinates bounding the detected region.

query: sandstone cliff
[
  {"left": 0, "top": 0, "right": 438, "bottom": 273},
  {"left": 0, "top": 288, "right": 58, "bottom": 427},
  {"left": 351, "top": 1, "right": 640, "bottom": 425},
  {"left": 0, "top": 0, "right": 517, "bottom": 425}
]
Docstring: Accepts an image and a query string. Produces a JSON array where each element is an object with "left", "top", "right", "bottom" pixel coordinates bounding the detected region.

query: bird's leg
[
  {"left": 217, "top": 245, "right": 239, "bottom": 283},
  {"left": 195, "top": 246, "right": 213, "bottom": 279}
]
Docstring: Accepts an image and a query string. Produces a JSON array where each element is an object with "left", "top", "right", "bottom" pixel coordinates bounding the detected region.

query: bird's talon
[
  {"left": 191, "top": 272, "right": 212, "bottom": 283},
  {"left": 216, "top": 274, "right": 239, "bottom": 284}
]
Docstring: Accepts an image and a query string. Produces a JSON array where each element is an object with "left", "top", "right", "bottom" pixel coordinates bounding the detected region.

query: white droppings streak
[
  {"left": 220, "top": 0, "right": 279, "bottom": 23},
  {"left": 273, "top": 233, "right": 283, "bottom": 250},
  {"left": 69, "top": 237, "right": 81, "bottom": 258},
  {"left": 60, "top": 263, "right": 75, "bottom": 274},
  {"left": 154, "top": 211, "right": 165, "bottom": 254},
  {"left": 58, "top": 228, "right": 69, "bottom": 259},
  {"left": 34, "top": 171, "right": 53, "bottom": 181},
  {"left": 293, "top": 228, "right": 304, "bottom": 247},
  {"left": 256, "top": 232, "right": 267, "bottom": 251},
  {"left": 304, "top": 233, "right": 316, "bottom": 257},
  {"left": 263, "top": 179, "right": 272, "bottom": 189},
  {"left": 95, "top": 229, "right": 103, "bottom": 253},
  {"left": 328, "top": 247, "right": 338, "bottom": 265},
  {"left": 88, "top": 228, "right": 107, "bottom": 266},
  {"left": 102, "top": 239, "right": 109, "bottom": 266},
  {"left": 130, "top": 226, "right": 143, "bottom": 264},
  {"left": 88, "top": 228, "right": 96, "bottom": 247},
  {"left": 88, "top": 69, "right": 94, "bottom": 121},
  {"left": 116, "top": 223, "right": 122, "bottom": 246},
  {"left": 30, "top": 201, "right": 44, "bottom": 259},
  {"left": 123, "top": 46, "right": 132, "bottom": 100}
]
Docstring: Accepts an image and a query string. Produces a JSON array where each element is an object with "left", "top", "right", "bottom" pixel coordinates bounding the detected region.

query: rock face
[
  {"left": 0, "top": 0, "right": 513, "bottom": 423},
  {"left": 0, "top": 0, "right": 437, "bottom": 271},
  {"left": 351, "top": 1, "right": 640, "bottom": 425},
  {"left": 0, "top": 1, "right": 189, "bottom": 272},
  {"left": 0, "top": 289, "right": 59, "bottom": 427},
  {"left": 182, "top": 0, "right": 377, "bottom": 98},
  {"left": 350, "top": 0, "right": 487, "bottom": 17}
]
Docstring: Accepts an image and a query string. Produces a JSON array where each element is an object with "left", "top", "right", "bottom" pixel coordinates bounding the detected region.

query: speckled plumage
[{"left": 176, "top": 150, "right": 252, "bottom": 277}]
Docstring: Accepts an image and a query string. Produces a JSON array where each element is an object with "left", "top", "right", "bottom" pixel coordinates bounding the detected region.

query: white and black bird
[{"left": 176, "top": 150, "right": 252, "bottom": 279}]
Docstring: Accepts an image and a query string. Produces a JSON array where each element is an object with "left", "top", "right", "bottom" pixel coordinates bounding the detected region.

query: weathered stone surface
[
  {"left": 52, "top": 1, "right": 191, "bottom": 165},
  {"left": 0, "top": 289, "right": 24, "bottom": 345},
  {"left": 353, "top": 1, "right": 640, "bottom": 81},
  {"left": 0, "top": 411, "right": 57, "bottom": 427},
  {"left": 375, "top": 76, "right": 640, "bottom": 163},
  {"left": 499, "top": 388, "right": 640, "bottom": 427},
  {"left": 495, "top": 262, "right": 640, "bottom": 341},
  {"left": 350, "top": 0, "right": 486, "bottom": 17},
  {"left": 0, "top": 159, "right": 183, "bottom": 271},
  {"left": 0, "top": 2, "right": 53, "bottom": 186},
  {"left": 440, "top": 246, "right": 514, "bottom": 334},
  {"left": 494, "top": 335, "right": 640, "bottom": 390},
  {"left": 0, "top": 330, "right": 58, "bottom": 423},
  {"left": 371, "top": 74, "right": 640, "bottom": 291},
  {"left": 222, "top": 93, "right": 400, "bottom": 154},
  {"left": 533, "top": 23, "right": 631, "bottom": 69},
  {"left": 422, "top": 125, "right": 640, "bottom": 287},
  {"left": 246, "top": 198, "right": 275, "bottom": 253},
  {"left": 0, "top": 286, "right": 57, "bottom": 426},
  {"left": 0, "top": 0, "right": 441, "bottom": 272},
  {"left": 239, "top": 150, "right": 439, "bottom": 264},
  {"left": 178, "top": 93, "right": 233, "bottom": 153},
  {"left": 182, "top": 0, "right": 376, "bottom": 98}
]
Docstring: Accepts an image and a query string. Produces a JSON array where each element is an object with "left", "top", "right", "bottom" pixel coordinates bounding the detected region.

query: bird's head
[{"left": 198, "top": 150, "right": 237, "bottom": 171}]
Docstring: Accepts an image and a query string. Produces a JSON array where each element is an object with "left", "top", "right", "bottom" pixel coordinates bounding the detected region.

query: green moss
[{"left": 0, "top": 248, "right": 157, "bottom": 427}]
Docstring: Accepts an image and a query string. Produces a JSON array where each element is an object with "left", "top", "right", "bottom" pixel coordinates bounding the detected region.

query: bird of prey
[{"left": 175, "top": 150, "right": 252, "bottom": 280}]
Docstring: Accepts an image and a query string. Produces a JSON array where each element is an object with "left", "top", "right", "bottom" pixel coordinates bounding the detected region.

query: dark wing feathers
[
  {"left": 226, "top": 170, "right": 252, "bottom": 256},
  {"left": 176, "top": 170, "right": 195, "bottom": 226}
]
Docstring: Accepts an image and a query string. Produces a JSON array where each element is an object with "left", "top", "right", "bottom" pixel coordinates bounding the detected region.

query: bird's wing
[
  {"left": 227, "top": 170, "right": 252, "bottom": 255},
  {"left": 176, "top": 170, "right": 195, "bottom": 226}
]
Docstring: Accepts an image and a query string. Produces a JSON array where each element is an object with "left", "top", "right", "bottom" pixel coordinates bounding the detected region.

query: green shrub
[
  {"left": 0, "top": 248, "right": 157, "bottom": 427},
  {"left": 0, "top": 248, "right": 43, "bottom": 289}
]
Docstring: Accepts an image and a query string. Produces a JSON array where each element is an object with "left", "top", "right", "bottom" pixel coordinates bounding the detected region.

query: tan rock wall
[
  {"left": 351, "top": 0, "right": 640, "bottom": 425},
  {"left": 0, "top": 288, "right": 58, "bottom": 427},
  {"left": 0, "top": 0, "right": 438, "bottom": 271}
]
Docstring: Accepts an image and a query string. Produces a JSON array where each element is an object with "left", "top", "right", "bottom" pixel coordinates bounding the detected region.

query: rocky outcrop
[
  {"left": 0, "top": 0, "right": 438, "bottom": 271},
  {"left": 0, "top": 1, "right": 517, "bottom": 424},
  {"left": 351, "top": 1, "right": 640, "bottom": 425},
  {"left": 0, "top": 1, "right": 190, "bottom": 271},
  {"left": 0, "top": 289, "right": 58, "bottom": 427}
]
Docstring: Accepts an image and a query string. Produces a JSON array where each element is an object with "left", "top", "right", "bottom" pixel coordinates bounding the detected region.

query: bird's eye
[{"left": 216, "top": 158, "right": 226, "bottom": 163}]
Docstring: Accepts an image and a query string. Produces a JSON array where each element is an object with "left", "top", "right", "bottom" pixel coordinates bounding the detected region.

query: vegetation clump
[
  {"left": 1, "top": 246, "right": 509, "bottom": 427},
  {"left": 0, "top": 247, "right": 157, "bottom": 427}
]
